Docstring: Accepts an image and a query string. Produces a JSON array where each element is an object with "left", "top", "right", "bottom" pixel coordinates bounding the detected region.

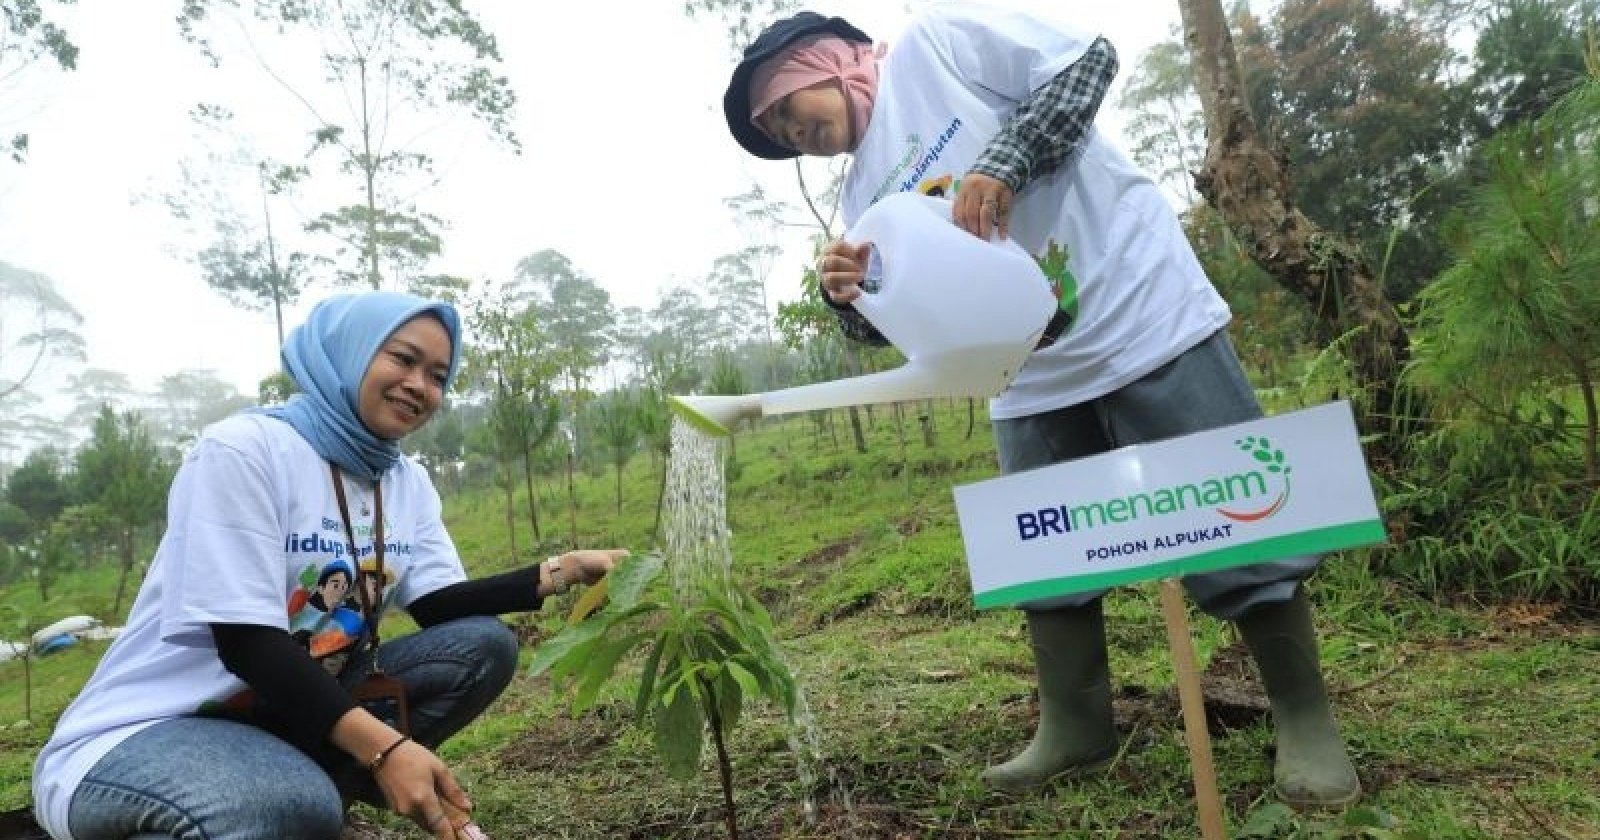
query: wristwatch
[{"left": 545, "top": 556, "right": 570, "bottom": 595}]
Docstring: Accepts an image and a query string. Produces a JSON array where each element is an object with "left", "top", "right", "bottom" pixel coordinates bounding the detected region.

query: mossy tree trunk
[{"left": 1177, "top": 0, "right": 1416, "bottom": 461}]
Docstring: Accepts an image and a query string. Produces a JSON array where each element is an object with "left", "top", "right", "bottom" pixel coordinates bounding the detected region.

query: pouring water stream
[{"left": 659, "top": 191, "right": 1061, "bottom": 822}]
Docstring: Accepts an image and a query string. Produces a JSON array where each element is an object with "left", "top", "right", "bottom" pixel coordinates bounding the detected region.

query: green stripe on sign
[{"left": 972, "top": 520, "right": 1387, "bottom": 609}]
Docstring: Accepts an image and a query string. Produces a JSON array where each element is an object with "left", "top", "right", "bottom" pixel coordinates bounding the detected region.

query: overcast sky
[{"left": 0, "top": 0, "right": 1181, "bottom": 417}]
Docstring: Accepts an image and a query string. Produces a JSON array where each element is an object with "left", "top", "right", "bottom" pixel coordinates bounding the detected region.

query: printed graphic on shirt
[
  {"left": 199, "top": 517, "right": 409, "bottom": 717},
  {"left": 918, "top": 174, "right": 954, "bottom": 197},
  {"left": 1036, "top": 241, "right": 1080, "bottom": 329},
  {"left": 286, "top": 559, "right": 394, "bottom": 670},
  {"left": 284, "top": 516, "right": 404, "bottom": 672}
]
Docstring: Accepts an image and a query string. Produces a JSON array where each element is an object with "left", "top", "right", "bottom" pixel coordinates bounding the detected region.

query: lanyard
[{"left": 329, "top": 463, "right": 386, "bottom": 659}]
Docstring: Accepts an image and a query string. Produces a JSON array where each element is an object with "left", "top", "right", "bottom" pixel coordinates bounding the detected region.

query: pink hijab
[{"left": 749, "top": 34, "right": 883, "bottom": 150}]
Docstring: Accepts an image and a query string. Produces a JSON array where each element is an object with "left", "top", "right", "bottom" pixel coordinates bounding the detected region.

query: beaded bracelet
[{"left": 367, "top": 734, "right": 412, "bottom": 774}]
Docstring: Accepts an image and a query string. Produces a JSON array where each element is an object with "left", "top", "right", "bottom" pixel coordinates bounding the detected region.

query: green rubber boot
[
  {"left": 1236, "top": 590, "right": 1362, "bottom": 808},
  {"left": 981, "top": 601, "right": 1118, "bottom": 792}
]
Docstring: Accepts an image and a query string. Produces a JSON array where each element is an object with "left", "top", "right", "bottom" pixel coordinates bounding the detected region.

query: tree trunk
[
  {"left": 357, "top": 55, "right": 383, "bottom": 289},
  {"left": 521, "top": 450, "right": 543, "bottom": 544},
  {"left": 565, "top": 451, "right": 579, "bottom": 549},
  {"left": 1574, "top": 359, "right": 1598, "bottom": 484},
  {"left": 1178, "top": 0, "right": 1413, "bottom": 461},
  {"left": 703, "top": 688, "right": 741, "bottom": 840},
  {"left": 260, "top": 167, "right": 288, "bottom": 355},
  {"left": 502, "top": 465, "right": 520, "bottom": 559},
  {"left": 651, "top": 464, "right": 668, "bottom": 550},
  {"left": 113, "top": 526, "right": 134, "bottom": 617}
]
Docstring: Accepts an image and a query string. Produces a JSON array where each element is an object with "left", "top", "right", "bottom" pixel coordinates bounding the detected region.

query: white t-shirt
[
  {"left": 32, "top": 414, "right": 467, "bottom": 840},
  {"left": 841, "top": 2, "right": 1232, "bottom": 420}
]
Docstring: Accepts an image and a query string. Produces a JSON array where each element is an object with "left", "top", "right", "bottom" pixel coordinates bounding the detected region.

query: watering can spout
[
  {"left": 667, "top": 192, "right": 1059, "bottom": 438},
  {"left": 668, "top": 394, "right": 761, "bottom": 438}
]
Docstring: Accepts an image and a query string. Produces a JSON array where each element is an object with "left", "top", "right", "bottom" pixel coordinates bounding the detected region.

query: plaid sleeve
[{"left": 970, "top": 36, "right": 1120, "bottom": 191}]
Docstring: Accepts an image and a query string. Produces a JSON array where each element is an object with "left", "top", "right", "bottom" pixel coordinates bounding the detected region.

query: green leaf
[
  {"left": 653, "top": 685, "right": 705, "bottom": 779},
  {"left": 634, "top": 632, "right": 668, "bottom": 722},
  {"left": 1238, "top": 803, "right": 1295, "bottom": 838},
  {"left": 713, "top": 671, "right": 743, "bottom": 733},
  {"left": 608, "top": 552, "right": 665, "bottom": 610},
  {"left": 1344, "top": 806, "right": 1397, "bottom": 828},
  {"left": 723, "top": 659, "right": 762, "bottom": 700},
  {"left": 572, "top": 631, "right": 651, "bottom": 712},
  {"left": 526, "top": 618, "right": 609, "bottom": 678}
]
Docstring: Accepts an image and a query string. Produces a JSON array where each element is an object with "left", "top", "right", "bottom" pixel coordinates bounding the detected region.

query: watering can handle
[{"left": 855, "top": 245, "right": 884, "bottom": 299}]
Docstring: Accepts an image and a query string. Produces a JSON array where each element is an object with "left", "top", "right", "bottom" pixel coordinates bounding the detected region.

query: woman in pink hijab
[
  {"left": 745, "top": 32, "right": 881, "bottom": 157},
  {"left": 722, "top": 6, "right": 1363, "bottom": 811}
]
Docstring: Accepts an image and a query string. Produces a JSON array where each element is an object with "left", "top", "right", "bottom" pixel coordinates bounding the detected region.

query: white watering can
[{"left": 670, "top": 192, "right": 1057, "bottom": 436}]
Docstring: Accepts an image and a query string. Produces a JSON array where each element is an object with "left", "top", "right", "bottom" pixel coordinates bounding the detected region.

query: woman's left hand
[{"left": 953, "top": 172, "right": 1015, "bottom": 241}]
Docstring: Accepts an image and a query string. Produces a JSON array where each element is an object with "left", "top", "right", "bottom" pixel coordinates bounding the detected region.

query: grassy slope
[{"left": 2, "top": 400, "right": 1597, "bottom": 838}]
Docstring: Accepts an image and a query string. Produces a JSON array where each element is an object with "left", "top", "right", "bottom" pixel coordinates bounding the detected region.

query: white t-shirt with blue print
[{"left": 32, "top": 413, "right": 467, "bottom": 840}]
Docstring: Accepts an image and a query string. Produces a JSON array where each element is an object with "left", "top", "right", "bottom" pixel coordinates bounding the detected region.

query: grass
[{"left": 2, "top": 399, "right": 1598, "bottom": 839}]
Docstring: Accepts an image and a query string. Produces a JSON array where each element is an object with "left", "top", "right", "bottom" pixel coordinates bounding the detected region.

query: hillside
[{"left": 3, "top": 401, "right": 1598, "bottom": 839}]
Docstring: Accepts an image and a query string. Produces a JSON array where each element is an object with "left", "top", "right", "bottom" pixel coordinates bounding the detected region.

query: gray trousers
[{"left": 993, "top": 329, "right": 1317, "bottom": 619}]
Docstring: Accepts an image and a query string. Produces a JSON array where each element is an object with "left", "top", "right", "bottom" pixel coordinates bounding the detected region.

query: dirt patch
[
  {"left": 813, "top": 465, "right": 852, "bottom": 482},
  {"left": 893, "top": 515, "right": 925, "bottom": 538},
  {"left": 799, "top": 535, "right": 862, "bottom": 567},
  {"left": 497, "top": 707, "right": 621, "bottom": 775},
  {"left": 616, "top": 801, "right": 933, "bottom": 840}
]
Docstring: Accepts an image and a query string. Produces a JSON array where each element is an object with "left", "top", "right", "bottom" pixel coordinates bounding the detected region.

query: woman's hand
[
  {"left": 371, "top": 738, "right": 473, "bottom": 839},
  {"left": 817, "top": 239, "right": 873, "bottom": 304},
  {"left": 557, "top": 548, "right": 628, "bottom": 586},
  {"left": 953, "top": 172, "right": 1014, "bottom": 241}
]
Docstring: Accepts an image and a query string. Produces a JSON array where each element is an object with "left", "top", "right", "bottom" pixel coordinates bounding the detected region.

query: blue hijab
[{"left": 263, "top": 291, "right": 462, "bottom": 481}]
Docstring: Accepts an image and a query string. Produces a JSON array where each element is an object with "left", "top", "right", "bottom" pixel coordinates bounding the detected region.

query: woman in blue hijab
[{"left": 33, "top": 292, "right": 627, "bottom": 840}]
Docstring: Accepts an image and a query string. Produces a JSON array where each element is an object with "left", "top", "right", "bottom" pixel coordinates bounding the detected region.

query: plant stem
[{"left": 703, "top": 686, "right": 740, "bottom": 840}]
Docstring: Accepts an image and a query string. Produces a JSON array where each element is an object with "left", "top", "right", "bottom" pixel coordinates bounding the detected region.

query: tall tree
[
  {"left": 462, "top": 279, "right": 563, "bottom": 550},
  {"left": 63, "top": 369, "right": 138, "bottom": 429},
  {"left": 645, "top": 283, "right": 718, "bottom": 378},
  {"left": 3, "top": 445, "right": 69, "bottom": 532},
  {"left": 706, "top": 245, "right": 780, "bottom": 355},
  {"left": 0, "top": 260, "right": 84, "bottom": 404},
  {"left": 149, "top": 369, "right": 254, "bottom": 446},
  {"left": 1233, "top": 0, "right": 1469, "bottom": 295},
  {"left": 74, "top": 406, "right": 171, "bottom": 616},
  {"left": 178, "top": 0, "right": 521, "bottom": 290},
  {"left": 589, "top": 389, "right": 639, "bottom": 515},
  {"left": 0, "top": 390, "right": 52, "bottom": 474},
  {"left": 163, "top": 105, "right": 314, "bottom": 355},
  {"left": 1118, "top": 36, "right": 1207, "bottom": 205},
  {"left": 1177, "top": 0, "right": 1416, "bottom": 458},
  {"left": 1468, "top": 0, "right": 1599, "bottom": 130},
  {"left": 515, "top": 249, "right": 615, "bottom": 413}
]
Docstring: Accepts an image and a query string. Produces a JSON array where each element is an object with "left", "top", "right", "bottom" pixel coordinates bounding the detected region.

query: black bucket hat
[{"left": 722, "top": 11, "right": 871, "bottom": 161}]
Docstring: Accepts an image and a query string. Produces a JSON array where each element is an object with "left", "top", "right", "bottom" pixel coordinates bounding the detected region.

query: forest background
[{"left": 1, "top": 0, "right": 1598, "bottom": 837}]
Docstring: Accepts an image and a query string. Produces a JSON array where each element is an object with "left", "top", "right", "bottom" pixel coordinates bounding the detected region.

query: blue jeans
[
  {"left": 66, "top": 616, "right": 518, "bottom": 840},
  {"left": 993, "top": 330, "right": 1318, "bottom": 618}
]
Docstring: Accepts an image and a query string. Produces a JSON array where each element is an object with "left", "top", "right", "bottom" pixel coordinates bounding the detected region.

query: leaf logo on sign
[{"left": 1218, "top": 436, "right": 1291, "bottom": 522}]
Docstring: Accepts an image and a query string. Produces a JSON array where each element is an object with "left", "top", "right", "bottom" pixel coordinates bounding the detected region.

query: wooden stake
[{"left": 1159, "top": 578, "right": 1229, "bottom": 840}]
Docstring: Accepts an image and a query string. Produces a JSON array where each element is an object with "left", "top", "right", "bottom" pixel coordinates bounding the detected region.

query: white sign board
[{"left": 953, "top": 401, "right": 1385, "bottom": 609}]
